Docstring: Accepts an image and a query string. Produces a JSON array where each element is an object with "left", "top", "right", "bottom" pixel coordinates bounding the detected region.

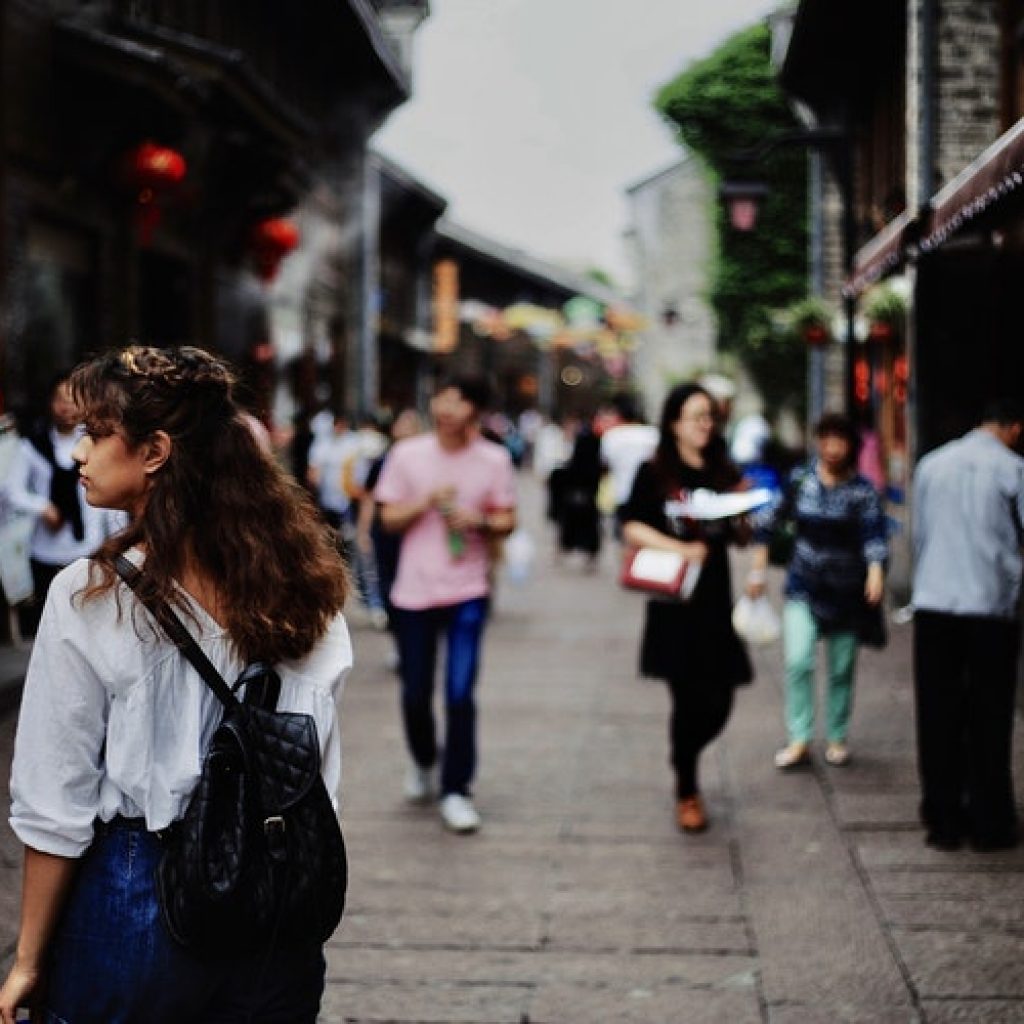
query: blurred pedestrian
[
  {"left": 375, "top": 375, "right": 517, "bottom": 833},
  {"left": 554, "top": 422, "right": 602, "bottom": 568},
  {"left": 306, "top": 410, "right": 360, "bottom": 535},
  {"left": 3, "top": 370, "right": 121, "bottom": 637},
  {"left": 911, "top": 399, "right": 1024, "bottom": 851},
  {"left": 356, "top": 407, "right": 425, "bottom": 663},
  {"left": 0, "top": 345, "right": 351, "bottom": 1024},
  {"left": 599, "top": 393, "right": 657, "bottom": 530},
  {"left": 621, "top": 383, "right": 753, "bottom": 834},
  {"left": 747, "top": 412, "right": 887, "bottom": 770}
]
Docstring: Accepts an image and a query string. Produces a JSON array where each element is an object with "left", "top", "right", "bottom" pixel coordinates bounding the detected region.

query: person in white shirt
[
  {"left": 0, "top": 345, "right": 351, "bottom": 1024},
  {"left": 599, "top": 394, "right": 658, "bottom": 529},
  {"left": 306, "top": 411, "right": 361, "bottom": 533},
  {"left": 4, "top": 372, "right": 120, "bottom": 634}
]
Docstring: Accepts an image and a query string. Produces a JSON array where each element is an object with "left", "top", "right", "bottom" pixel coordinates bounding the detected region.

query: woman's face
[
  {"left": 72, "top": 428, "right": 152, "bottom": 514},
  {"left": 672, "top": 393, "right": 715, "bottom": 451},
  {"left": 817, "top": 431, "right": 852, "bottom": 472}
]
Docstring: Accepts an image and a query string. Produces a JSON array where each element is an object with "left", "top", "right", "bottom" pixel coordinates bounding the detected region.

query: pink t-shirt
[{"left": 375, "top": 434, "right": 517, "bottom": 610}]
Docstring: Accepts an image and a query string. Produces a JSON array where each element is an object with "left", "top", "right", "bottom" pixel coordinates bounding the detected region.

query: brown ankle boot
[{"left": 676, "top": 794, "right": 708, "bottom": 833}]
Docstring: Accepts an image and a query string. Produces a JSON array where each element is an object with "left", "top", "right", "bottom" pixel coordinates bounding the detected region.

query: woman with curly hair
[
  {"left": 0, "top": 346, "right": 351, "bottom": 1024},
  {"left": 621, "top": 382, "right": 753, "bottom": 834}
]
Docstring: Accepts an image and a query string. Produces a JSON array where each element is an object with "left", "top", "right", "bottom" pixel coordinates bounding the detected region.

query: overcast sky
[{"left": 373, "top": 0, "right": 780, "bottom": 290}]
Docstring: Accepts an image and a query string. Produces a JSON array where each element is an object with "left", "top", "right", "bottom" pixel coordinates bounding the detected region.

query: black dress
[
  {"left": 556, "top": 429, "right": 603, "bottom": 556},
  {"left": 621, "top": 460, "right": 752, "bottom": 687}
]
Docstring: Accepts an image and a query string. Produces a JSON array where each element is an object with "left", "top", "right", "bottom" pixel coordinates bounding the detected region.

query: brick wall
[{"left": 933, "top": 0, "right": 1001, "bottom": 188}]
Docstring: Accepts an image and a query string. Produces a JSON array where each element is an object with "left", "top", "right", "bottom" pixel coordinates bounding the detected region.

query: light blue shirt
[{"left": 912, "top": 429, "right": 1024, "bottom": 620}]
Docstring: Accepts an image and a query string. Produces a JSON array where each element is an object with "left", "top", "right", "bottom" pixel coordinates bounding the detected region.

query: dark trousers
[
  {"left": 17, "top": 559, "right": 64, "bottom": 638},
  {"left": 394, "top": 597, "right": 490, "bottom": 797},
  {"left": 914, "top": 610, "right": 1020, "bottom": 846},
  {"left": 668, "top": 676, "right": 735, "bottom": 798}
]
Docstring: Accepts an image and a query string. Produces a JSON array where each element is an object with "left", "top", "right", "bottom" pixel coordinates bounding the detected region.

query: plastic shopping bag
[
  {"left": 503, "top": 529, "right": 535, "bottom": 585},
  {"left": 732, "top": 594, "right": 781, "bottom": 644}
]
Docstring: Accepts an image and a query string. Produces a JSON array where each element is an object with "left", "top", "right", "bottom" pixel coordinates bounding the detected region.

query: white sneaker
[
  {"left": 403, "top": 763, "right": 434, "bottom": 803},
  {"left": 439, "top": 793, "right": 481, "bottom": 833}
]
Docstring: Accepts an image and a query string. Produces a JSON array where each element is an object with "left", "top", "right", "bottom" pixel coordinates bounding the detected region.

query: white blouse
[{"left": 10, "top": 557, "right": 352, "bottom": 858}]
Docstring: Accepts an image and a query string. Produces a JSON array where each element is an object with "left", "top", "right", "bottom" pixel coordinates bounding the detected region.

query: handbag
[
  {"left": 620, "top": 545, "right": 702, "bottom": 600},
  {"left": 114, "top": 556, "right": 347, "bottom": 955},
  {"left": 857, "top": 599, "right": 888, "bottom": 649}
]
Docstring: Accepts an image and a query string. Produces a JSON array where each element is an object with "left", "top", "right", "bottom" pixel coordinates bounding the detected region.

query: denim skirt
[{"left": 42, "top": 818, "right": 326, "bottom": 1024}]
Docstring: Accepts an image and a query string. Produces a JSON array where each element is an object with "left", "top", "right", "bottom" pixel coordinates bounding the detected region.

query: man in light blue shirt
[{"left": 911, "top": 399, "right": 1024, "bottom": 852}]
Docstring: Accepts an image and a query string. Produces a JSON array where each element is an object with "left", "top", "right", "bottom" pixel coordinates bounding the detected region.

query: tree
[{"left": 654, "top": 22, "right": 808, "bottom": 416}]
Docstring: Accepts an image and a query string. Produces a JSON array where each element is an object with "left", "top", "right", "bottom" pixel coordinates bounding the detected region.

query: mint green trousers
[{"left": 783, "top": 600, "right": 858, "bottom": 744}]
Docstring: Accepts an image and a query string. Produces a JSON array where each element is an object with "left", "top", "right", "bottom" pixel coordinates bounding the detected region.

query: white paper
[
  {"left": 665, "top": 488, "right": 774, "bottom": 521},
  {"left": 631, "top": 548, "right": 685, "bottom": 585}
]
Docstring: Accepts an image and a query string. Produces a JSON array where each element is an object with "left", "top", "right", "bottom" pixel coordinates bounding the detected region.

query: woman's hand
[
  {"left": 40, "top": 502, "right": 62, "bottom": 532},
  {"left": 679, "top": 540, "right": 709, "bottom": 564},
  {"left": 745, "top": 571, "right": 767, "bottom": 600},
  {"left": 744, "top": 544, "right": 770, "bottom": 599},
  {"left": 0, "top": 959, "right": 41, "bottom": 1023},
  {"left": 864, "top": 562, "right": 884, "bottom": 605}
]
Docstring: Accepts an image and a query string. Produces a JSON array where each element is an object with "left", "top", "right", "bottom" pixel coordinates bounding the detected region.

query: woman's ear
[{"left": 143, "top": 430, "right": 173, "bottom": 475}]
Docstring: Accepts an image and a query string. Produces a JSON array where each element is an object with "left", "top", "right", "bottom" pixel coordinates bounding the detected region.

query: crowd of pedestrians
[{"left": 0, "top": 343, "right": 1022, "bottom": 1021}]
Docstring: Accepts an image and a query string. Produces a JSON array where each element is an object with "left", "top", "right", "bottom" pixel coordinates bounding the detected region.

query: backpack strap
[{"left": 114, "top": 555, "right": 239, "bottom": 712}]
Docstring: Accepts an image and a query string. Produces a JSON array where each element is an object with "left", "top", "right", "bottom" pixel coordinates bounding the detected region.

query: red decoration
[
  {"left": 854, "top": 356, "right": 871, "bottom": 406},
  {"left": 250, "top": 218, "right": 300, "bottom": 282},
  {"left": 122, "top": 142, "right": 188, "bottom": 246},
  {"left": 868, "top": 320, "right": 894, "bottom": 342},
  {"left": 803, "top": 323, "right": 828, "bottom": 346}
]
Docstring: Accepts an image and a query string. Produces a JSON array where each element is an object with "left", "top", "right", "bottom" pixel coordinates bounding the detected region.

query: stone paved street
[{"left": 1, "top": 479, "right": 1024, "bottom": 1022}]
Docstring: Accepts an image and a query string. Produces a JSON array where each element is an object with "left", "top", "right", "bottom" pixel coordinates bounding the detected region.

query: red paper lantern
[
  {"left": 868, "top": 320, "right": 894, "bottom": 342},
  {"left": 250, "top": 218, "right": 300, "bottom": 282},
  {"left": 803, "top": 322, "right": 828, "bottom": 346},
  {"left": 122, "top": 142, "right": 188, "bottom": 246}
]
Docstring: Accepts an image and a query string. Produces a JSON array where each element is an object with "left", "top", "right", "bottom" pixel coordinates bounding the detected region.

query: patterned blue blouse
[{"left": 754, "top": 462, "right": 888, "bottom": 631}]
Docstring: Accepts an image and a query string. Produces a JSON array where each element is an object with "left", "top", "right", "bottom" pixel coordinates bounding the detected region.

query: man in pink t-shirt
[{"left": 376, "top": 376, "right": 517, "bottom": 833}]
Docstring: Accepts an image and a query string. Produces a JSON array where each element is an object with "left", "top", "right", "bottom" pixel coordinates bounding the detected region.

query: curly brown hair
[{"left": 72, "top": 345, "right": 348, "bottom": 663}]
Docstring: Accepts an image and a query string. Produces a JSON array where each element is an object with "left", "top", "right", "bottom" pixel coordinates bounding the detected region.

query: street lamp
[{"left": 719, "top": 181, "right": 770, "bottom": 232}]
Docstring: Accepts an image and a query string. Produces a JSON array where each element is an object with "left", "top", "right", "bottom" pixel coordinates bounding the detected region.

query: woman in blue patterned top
[{"left": 747, "top": 413, "right": 887, "bottom": 769}]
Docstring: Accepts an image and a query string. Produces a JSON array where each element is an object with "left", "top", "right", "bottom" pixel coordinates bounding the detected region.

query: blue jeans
[
  {"left": 42, "top": 820, "right": 325, "bottom": 1024},
  {"left": 394, "top": 597, "right": 490, "bottom": 796}
]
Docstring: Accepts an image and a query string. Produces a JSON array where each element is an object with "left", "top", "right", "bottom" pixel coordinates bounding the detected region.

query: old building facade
[{"left": 0, "top": 0, "right": 425, "bottom": 430}]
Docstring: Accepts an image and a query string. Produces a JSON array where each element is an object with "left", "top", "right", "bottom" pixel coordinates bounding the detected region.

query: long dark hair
[
  {"left": 72, "top": 345, "right": 348, "bottom": 663},
  {"left": 651, "top": 382, "right": 741, "bottom": 494}
]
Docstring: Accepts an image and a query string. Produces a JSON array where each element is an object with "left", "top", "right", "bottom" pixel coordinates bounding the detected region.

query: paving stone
[
  {"left": 2, "top": 477, "right": 1024, "bottom": 1019},
  {"left": 895, "top": 929, "right": 1024, "bottom": 998},
  {"left": 919, "top": 1000, "right": 1024, "bottom": 1023}
]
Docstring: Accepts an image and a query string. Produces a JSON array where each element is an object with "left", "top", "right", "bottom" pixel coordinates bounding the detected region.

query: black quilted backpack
[{"left": 115, "top": 556, "right": 347, "bottom": 954}]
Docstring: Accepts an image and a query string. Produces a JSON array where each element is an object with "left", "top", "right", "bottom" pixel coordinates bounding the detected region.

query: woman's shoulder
[{"left": 281, "top": 610, "right": 352, "bottom": 686}]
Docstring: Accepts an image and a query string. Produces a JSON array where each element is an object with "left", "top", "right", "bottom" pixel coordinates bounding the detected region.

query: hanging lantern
[
  {"left": 868, "top": 320, "right": 894, "bottom": 343},
  {"left": 719, "top": 180, "right": 770, "bottom": 232},
  {"left": 803, "top": 322, "right": 829, "bottom": 346},
  {"left": 122, "top": 142, "right": 188, "bottom": 247},
  {"left": 250, "top": 217, "right": 300, "bottom": 282}
]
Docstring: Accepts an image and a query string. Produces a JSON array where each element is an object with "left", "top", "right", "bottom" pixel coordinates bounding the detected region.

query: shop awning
[
  {"left": 917, "top": 115, "right": 1024, "bottom": 254},
  {"left": 845, "top": 208, "right": 915, "bottom": 297},
  {"left": 845, "top": 116, "right": 1024, "bottom": 294}
]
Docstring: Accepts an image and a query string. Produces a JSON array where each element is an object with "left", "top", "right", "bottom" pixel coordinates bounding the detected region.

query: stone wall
[
  {"left": 626, "top": 157, "right": 717, "bottom": 422},
  {"left": 933, "top": 0, "right": 1001, "bottom": 188}
]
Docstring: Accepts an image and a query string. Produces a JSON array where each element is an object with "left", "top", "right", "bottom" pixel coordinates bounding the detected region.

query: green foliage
[
  {"left": 654, "top": 22, "right": 809, "bottom": 416},
  {"left": 584, "top": 267, "right": 616, "bottom": 289},
  {"left": 862, "top": 281, "right": 907, "bottom": 326}
]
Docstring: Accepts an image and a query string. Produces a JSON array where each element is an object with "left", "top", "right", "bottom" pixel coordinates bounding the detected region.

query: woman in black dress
[
  {"left": 621, "top": 383, "right": 752, "bottom": 833},
  {"left": 555, "top": 425, "right": 603, "bottom": 567}
]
